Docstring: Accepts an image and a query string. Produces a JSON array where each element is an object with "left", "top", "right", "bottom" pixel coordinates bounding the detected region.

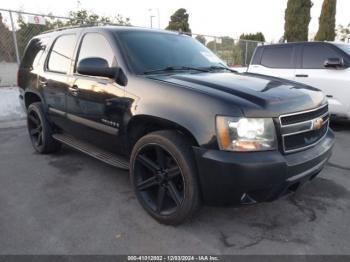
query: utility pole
[
  {"left": 244, "top": 41, "right": 248, "bottom": 66},
  {"left": 148, "top": 8, "right": 160, "bottom": 29},
  {"left": 156, "top": 8, "right": 160, "bottom": 29},
  {"left": 150, "top": 15, "right": 155, "bottom": 28},
  {"left": 9, "top": 11, "right": 20, "bottom": 64}
]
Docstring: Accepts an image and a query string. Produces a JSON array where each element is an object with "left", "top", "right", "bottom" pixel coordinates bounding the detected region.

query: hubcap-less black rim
[
  {"left": 134, "top": 144, "right": 185, "bottom": 216},
  {"left": 28, "top": 111, "right": 43, "bottom": 147}
]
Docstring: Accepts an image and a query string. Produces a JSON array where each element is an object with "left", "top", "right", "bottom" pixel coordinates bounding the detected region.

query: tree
[
  {"left": 67, "top": 10, "right": 130, "bottom": 26},
  {"left": 231, "top": 44, "right": 244, "bottom": 65},
  {"left": 15, "top": 10, "right": 130, "bottom": 58},
  {"left": 206, "top": 36, "right": 234, "bottom": 51},
  {"left": 284, "top": 0, "right": 313, "bottom": 42},
  {"left": 315, "top": 0, "right": 337, "bottom": 41},
  {"left": 205, "top": 36, "right": 244, "bottom": 65},
  {"left": 165, "top": 8, "right": 191, "bottom": 33},
  {"left": 239, "top": 32, "right": 265, "bottom": 42},
  {"left": 195, "top": 35, "right": 206, "bottom": 45},
  {"left": 337, "top": 24, "right": 350, "bottom": 42}
]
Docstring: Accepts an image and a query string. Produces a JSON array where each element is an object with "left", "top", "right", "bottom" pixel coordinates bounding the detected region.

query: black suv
[{"left": 18, "top": 26, "right": 334, "bottom": 225}]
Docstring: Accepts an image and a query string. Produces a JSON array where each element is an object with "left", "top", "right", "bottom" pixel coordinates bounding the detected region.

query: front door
[
  {"left": 295, "top": 44, "right": 350, "bottom": 118},
  {"left": 66, "top": 32, "right": 126, "bottom": 154}
]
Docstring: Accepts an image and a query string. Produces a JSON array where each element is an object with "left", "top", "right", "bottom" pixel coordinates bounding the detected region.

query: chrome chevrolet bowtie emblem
[{"left": 313, "top": 117, "right": 324, "bottom": 130}]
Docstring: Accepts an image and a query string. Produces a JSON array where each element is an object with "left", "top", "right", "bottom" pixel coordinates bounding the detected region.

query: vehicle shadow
[
  {"left": 188, "top": 175, "right": 350, "bottom": 251},
  {"left": 330, "top": 120, "right": 350, "bottom": 132}
]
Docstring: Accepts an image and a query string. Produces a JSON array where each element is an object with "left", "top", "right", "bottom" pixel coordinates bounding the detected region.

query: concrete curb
[{"left": 0, "top": 119, "right": 26, "bottom": 129}]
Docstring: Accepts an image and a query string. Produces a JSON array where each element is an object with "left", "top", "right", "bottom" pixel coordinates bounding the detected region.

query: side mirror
[
  {"left": 324, "top": 57, "right": 345, "bottom": 69},
  {"left": 77, "top": 57, "right": 119, "bottom": 78}
]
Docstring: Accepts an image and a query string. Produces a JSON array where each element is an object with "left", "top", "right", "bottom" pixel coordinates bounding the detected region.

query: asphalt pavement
[{"left": 0, "top": 123, "right": 349, "bottom": 255}]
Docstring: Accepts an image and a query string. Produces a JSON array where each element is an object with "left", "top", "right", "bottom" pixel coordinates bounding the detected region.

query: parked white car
[
  {"left": 229, "top": 66, "right": 248, "bottom": 73},
  {"left": 247, "top": 42, "right": 350, "bottom": 120}
]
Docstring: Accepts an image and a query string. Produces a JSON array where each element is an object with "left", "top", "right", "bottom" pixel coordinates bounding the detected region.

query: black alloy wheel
[
  {"left": 130, "top": 130, "right": 201, "bottom": 225},
  {"left": 27, "top": 102, "right": 61, "bottom": 154},
  {"left": 28, "top": 110, "right": 43, "bottom": 148},
  {"left": 134, "top": 144, "right": 185, "bottom": 215}
]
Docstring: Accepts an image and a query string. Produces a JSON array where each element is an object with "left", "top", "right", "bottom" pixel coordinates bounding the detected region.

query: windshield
[
  {"left": 117, "top": 31, "right": 225, "bottom": 74},
  {"left": 335, "top": 43, "right": 350, "bottom": 55}
]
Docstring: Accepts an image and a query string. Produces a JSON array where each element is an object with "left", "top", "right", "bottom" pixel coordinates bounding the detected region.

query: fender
[
  {"left": 126, "top": 114, "right": 199, "bottom": 145},
  {"left": 124, "top": 77, "right": 243, "bottom": 149}
]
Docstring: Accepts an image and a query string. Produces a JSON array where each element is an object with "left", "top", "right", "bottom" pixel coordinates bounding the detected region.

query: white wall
[{"left": 0, "top": 62, "right": 18, "bottom": 87}]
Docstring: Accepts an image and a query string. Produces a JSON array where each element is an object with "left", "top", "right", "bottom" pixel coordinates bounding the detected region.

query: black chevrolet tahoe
[{"left": 18, "top": 26, "right": 334, "bottom": 225}]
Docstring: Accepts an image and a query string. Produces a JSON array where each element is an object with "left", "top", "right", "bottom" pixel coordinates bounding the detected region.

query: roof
[
  {"left": 261, "top": 41, "right": 345, "bottom": 48},
  {"left": 39, "top": 24, "right": 180, "bottom": 36}
]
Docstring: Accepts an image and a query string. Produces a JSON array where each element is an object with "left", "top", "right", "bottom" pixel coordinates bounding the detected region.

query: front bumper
[{"left": 193, "top": 129, "right": 335, "bottom": 206}]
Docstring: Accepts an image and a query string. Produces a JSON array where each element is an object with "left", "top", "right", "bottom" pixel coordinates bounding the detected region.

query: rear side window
[
  {"left": 302, "top": 45, "right": 343, "bottom": 69},
  {"left": 47, "top": 34, "right": 76, "bottom": 74},
  {"left": 21, "top": 37, "right": 49, "bottom": 70},
  {"left": 261, "top": 46, "right": 294, "bottom": 68},
  {"left": 76, "top": 33, "right": 116, "bottom": 69}
]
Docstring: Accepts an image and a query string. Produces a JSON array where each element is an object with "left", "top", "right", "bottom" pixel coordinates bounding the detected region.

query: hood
[{"left": 147, "top": 72, "right": 326, "bottom": 117}]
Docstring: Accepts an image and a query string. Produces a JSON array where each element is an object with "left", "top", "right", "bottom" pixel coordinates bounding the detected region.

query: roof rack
[
  {"left": 40, "top": 23, "right": 100, "bottom": 34},
  {"left": 40, "top": 23, "right": 179, "bottom": 35}
]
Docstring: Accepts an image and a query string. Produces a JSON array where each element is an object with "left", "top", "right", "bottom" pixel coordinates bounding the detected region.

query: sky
[{"left": 1, "top": 0, "right": 349, "bottom": 42}]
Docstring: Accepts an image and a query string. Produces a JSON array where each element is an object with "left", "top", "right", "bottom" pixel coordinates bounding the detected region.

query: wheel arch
[
  {"left": 24, "top": 90, "right": 44, "bottom": 109},
  {"left": 126, "top": 115, "right": 199, "bottom": 153}
]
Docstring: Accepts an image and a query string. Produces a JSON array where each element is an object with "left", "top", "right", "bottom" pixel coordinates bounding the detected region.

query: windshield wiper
[
  {"left": 203, "top": 63, "right": 237, "bottom": 73},
  {"left": 143, "top": 66, "right": 209, "bottom": 75}
]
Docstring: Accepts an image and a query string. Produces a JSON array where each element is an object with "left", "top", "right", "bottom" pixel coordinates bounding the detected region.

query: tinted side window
[
  {"left": 77, "top": 33, "right": 116, "bottom": 69},
  {"left": 261, "top": 46, "right": 294, "bottom": 68},
  {"left": 21, "top": 37, "right": 49, "bottom": 70},
  {"left": 47, "top": 34, "right": 76, "bottom": 74},
  {"left": 302, "top": 45, "right": 342, "bottom": 69}
]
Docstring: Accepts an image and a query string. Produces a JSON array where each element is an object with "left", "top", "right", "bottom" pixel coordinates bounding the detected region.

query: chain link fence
[
  {"left": 0, "top": 9, "right": 71, "bottom": 86},
  {"left": 190, "top": 34, "right": 263, "bottom": 67},
  {"left": 0, "top": 9, "right": 264, "bottom": 86}
]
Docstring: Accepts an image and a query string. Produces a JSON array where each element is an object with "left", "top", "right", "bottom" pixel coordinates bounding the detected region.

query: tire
[
  {"left": 27, "top": 102, "right": 61, "bottom": 154},
  {"left": 130, "top": 130, "right": 201, "bottom": 225}
]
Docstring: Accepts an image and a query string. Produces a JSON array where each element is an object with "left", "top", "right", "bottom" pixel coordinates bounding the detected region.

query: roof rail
[
  {"left": 40, "top": 23, "right": 176, "bottom": 35},
  {"left": 40, "top": 23, "right": 104, "bottom": 34}
]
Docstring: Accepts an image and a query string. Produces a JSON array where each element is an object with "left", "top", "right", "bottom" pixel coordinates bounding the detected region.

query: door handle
[
  {"left": 39, "top": 80, "right": 48, "bottom": 87},
  {"left": 69, "top": 85, "right": 79, "bottom": 96},
  {"left": 295, "top": 74, "right": 309, "bottom": 78}
]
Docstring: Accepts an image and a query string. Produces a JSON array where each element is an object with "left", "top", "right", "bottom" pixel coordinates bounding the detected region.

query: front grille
[
  {"left": 279, "top": 104, "right": 329, "bottom": 153},
  {"left": 280, "top": 104, "right": 328, "bottom": 125},
  {"left": 283, "top": 123, "right": 328, "bottom": 152}
]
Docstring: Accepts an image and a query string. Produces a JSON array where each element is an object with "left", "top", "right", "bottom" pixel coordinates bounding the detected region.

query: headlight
[{"left": 216, "top": 116, "right": 277, "bottom": 151}]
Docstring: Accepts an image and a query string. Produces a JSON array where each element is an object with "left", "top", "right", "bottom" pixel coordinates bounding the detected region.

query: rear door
[
  {"left": 294, "top": 43, "right": 350, "bottom": 118},
  {"left": 247, "top": 45, "right": 296, "bottom": 81},
  {"left": 40, "top": 33, "right": 77, "bottom": 127}
]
